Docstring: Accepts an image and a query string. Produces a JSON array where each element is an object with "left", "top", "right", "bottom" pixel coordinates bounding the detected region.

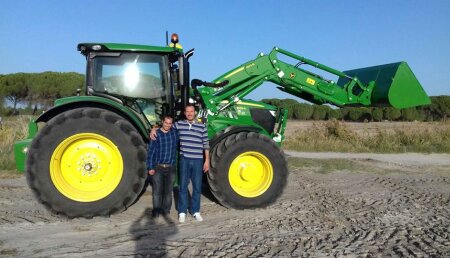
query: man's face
[
  {"left": 184, "top": 106, "right": 195, "bottom": 122},
  {"left": 161, "top": 117, "right": 173, "bottom": 131}
]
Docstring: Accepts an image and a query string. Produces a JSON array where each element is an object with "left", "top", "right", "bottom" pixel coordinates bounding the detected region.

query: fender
[
  {"left": 14, "top": 96, "right": 150, "bottom": 173},
  {"left": 209, "top": 125, "right": 262, "bottom": 149},
  {"left": 36, "top": 96, "right": 150, "bottom": 141}
]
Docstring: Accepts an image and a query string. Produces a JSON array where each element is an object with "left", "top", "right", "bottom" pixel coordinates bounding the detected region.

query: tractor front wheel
[
  {"left": 208, "top": 132, "right": 288, "bottom": 209},
  {"left": 26, "top": 108, "right": 147, "bottom": 218}
]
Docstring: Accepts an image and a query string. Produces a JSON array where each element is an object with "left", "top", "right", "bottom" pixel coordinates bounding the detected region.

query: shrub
[
  {"left": 347, "top": 108, "right": 363, "bottom": 121},
  {"left": 401, "top": 108, "right": 426, "bottom": 121},
  {"left": 293, "top": 103, "right": 313, "bottom": 120},
  {"left": 372, "top": 108, "right": 383, "bottom": 122},
  {"left": 312, "top": 105, "right": 329, "bottom": 120},
  {"left": 383, "top": 107, "right": 402, "bottom": 121},
  {"left": 326, "top": 108, "right": 342, "bottom": 120}
]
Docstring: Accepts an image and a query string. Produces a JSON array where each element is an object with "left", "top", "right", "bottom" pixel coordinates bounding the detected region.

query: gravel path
[{"left": 1, "top": 151, "right": 449, "bottom": 257}]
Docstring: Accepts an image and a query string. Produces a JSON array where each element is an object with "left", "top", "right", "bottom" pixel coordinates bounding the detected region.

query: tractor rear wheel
[
  {"left": 208, "top": 132, "right": 288, "bottom": 209},
  {"left": 26, "top": 108, "right": 147, "bottom": 218}
]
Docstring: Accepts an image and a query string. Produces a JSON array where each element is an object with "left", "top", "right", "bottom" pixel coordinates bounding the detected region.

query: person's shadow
[{"left": 129, "top": 208, "right": 178, "bottom": 257}]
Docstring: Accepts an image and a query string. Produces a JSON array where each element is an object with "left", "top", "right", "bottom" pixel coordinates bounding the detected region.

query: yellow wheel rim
[
  {"left": 50, "top": 133, "right": 123, "bottom": 202},
  {"left": 228, "top": 151, "right": 273, "bottom": 198}
]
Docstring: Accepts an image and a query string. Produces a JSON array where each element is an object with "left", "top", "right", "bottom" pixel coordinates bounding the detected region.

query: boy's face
[{"left": 162, "top": 117, "right": 173, "bottom": 131}]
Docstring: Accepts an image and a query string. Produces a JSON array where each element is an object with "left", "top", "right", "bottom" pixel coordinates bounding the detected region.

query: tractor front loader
[{"left": 14, "top": 34, "right": 430, "bottom": 218}]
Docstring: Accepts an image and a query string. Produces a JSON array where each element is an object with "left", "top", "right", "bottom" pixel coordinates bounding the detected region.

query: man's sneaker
[
  {"left": 193, "top": 212, "right": 203, "bottom": 222},
  {"left": 179, "top": 213, "right": 186, "bottom": 223}
]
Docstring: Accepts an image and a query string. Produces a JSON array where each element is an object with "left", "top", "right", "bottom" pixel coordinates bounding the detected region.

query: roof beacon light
[
  {"left": 169, "top": 33, "right": 182, "bottom": 49},
  {"left": 171, "top": 33, "right": 179, "bottom": 45}
]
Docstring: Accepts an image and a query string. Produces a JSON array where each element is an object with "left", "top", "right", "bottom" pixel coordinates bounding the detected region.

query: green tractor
[{"left": 14, "top": 34, "right": 430, "bottom": 218}]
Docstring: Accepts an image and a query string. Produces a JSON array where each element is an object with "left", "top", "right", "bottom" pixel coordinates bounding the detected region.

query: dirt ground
[{"left": 1, "top": 149, "right": 449, "bottom": 257}]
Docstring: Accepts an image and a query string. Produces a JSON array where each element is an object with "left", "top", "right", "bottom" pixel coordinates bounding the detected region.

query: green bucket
[{"left": 342, "top": 62, "right": 430, "bottom": 109}]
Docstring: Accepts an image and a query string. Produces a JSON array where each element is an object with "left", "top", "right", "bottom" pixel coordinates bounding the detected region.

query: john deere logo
[{"left": 289, "top": 72, "right": 295, "bottom": 78}]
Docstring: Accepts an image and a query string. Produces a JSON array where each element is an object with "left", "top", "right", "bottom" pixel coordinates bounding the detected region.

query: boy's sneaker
[
  {"left": 178, "top": 213, "right": 186, "bottom": 223},
  {"left": 193, "top": 212, "right": 203, "bottom": 222}
]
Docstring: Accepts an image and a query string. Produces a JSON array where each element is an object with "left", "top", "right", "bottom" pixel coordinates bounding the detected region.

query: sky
[{"left": 1, "top": 0, "right": 449, "bottom": 101}]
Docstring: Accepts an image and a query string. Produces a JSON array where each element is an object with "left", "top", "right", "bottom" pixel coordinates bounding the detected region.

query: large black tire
[
  {"left": 208, "top": 132, "right": 288, "bottom": 209},
  {"left": 26, "top": 107, "right": 147, "bottom": 218}
]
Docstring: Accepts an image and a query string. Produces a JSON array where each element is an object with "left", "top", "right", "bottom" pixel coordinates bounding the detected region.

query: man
[
  {"left": 151, "top": 104, "right": 210, "bottom": 223},
  {"left": 176, "top": 104, "right": 210, "bottom": 223},
  {"left": 147, "top": 115, "right": 178, "bottom": 219}
]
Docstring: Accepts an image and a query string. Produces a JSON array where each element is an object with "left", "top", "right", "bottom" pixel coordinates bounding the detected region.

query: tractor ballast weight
[{"left": 14, "top": 35, "right": 430, "bottom": 218}]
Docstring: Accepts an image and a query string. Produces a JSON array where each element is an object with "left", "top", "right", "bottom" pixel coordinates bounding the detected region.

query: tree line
[
  {"left": 1, "top": 72, "right": 448, "bottom": 121},
  {"left": 262, "top": 96, "right": 449, "bottom": 122},
  {"left": 0, "top": 72, "right": 84, "bottom": 115}
]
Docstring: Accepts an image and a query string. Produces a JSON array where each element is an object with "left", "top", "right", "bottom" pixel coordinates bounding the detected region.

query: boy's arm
[{"left": 147, "top": 134, "right": 159, "bottom": 174}]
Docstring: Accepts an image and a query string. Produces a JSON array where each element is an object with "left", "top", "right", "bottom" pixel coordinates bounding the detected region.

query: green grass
[
  {"left": 284, "top": 120, "right": 450, "bottom": 153},
  {"left": 288, "top": 157, "right": 404, "bottom": 174},
  {"left": 288, "top": 157, "right": 367, "bottom": 174}
]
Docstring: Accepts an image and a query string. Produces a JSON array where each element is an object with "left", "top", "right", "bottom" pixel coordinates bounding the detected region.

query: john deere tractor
[{"left": 14, "top": 34, "right": 430, "bottom": 218}]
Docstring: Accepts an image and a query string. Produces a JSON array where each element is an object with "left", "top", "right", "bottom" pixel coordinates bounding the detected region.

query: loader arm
[{"left": 197, "top": 47, "right": 430, "bottom": 114}]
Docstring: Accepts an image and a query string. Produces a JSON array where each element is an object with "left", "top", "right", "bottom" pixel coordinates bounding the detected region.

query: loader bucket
[{"left": 341, "top": 62, "right": 430, "bottom": 109}]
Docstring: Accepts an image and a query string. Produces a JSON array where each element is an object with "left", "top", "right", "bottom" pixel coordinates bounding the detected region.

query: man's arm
[
  {"left": 202, "top": 124, "right": 210, "bottom": 172},
  {"left": 203, "top": 150, "right": 210, "bottom": 173},
  {"left": 149, "top": 125, "right": 159, "bottom": 140}
]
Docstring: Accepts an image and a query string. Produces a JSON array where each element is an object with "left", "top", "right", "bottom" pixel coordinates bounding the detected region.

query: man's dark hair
[{"left": 184, "top": 104, "right": 195, "bottom": 111}]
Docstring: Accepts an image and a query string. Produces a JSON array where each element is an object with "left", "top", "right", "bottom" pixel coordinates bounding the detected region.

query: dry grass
[
  {"left": 284, "top": 120, "right": 450, "bottom": 153},
  {"left": 0, "top": 116, "right": 32, "bottom": 170},
  {"left": 1, "top": 117, "right": 449, "bottom": 173}
]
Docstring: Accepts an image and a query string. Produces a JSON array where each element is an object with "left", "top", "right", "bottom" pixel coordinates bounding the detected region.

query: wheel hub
[
  {"left": 238, "top": 164, "right": 250, "bottom": 181},
  {"left": 79, "top": 154, "right": 100, "bottom": 176},
  {"left": 84, "top": 163, "right": 92, "bottom": 171},
  {"left": 229, "top": 151, "right": 273, "bottom": 198}
]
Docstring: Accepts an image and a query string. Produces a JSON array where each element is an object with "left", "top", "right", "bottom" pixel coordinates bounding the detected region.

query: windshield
[{"left": 92, "top": 53, "right": 169, "bottom": 99}]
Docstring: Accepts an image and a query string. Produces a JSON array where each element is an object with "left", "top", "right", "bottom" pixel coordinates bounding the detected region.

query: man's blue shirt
[{"left": 147, "top": 128, "right": 179, "bottom": 170}]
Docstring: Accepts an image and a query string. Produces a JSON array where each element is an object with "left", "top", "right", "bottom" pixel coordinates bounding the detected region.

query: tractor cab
[{"left": 77, "top": 36, "right": 189, "bottom": 125}]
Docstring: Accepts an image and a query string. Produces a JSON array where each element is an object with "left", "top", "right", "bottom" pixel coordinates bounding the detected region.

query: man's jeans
[
  {"left": 151, "top": 165, "right": 175, "bottom": 216},
  {"left": 178, "top": 157, "right": 203, "bottom": 214}
]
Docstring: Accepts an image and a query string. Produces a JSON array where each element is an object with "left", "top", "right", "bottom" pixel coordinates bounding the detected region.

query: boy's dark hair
[{"left": 162, "top": 114, "right": 174, "bottom": 122}]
